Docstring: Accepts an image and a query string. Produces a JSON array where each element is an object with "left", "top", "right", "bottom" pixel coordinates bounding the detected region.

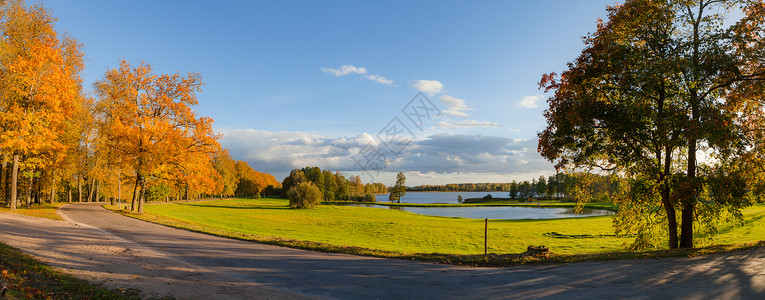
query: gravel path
[{"left": 0, "top": 203, "right": 764, "bottom": 299}]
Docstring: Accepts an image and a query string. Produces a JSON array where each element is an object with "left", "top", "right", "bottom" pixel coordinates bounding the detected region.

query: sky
[{"left": 34, "top": 0, "right": 615, "bottom": 186}]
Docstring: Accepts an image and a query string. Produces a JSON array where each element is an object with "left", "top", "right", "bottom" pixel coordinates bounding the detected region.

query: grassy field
[{"left": 113, "top": 198, "right": 765, "bottom": 259}]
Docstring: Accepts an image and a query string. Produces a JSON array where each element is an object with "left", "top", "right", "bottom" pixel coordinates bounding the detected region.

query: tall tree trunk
[
  {"left": 4, "top": 160, "right": 9, "bottom": 207},
  {"left": 131, "top": 175, "right": 141, "bottom": 212},
  {"left": 10, "top": 152, "right": 19, "bottom": 211},
  {"left": 660, "top": 146, "right": 678, "bottom": 249},
  {"left": 137, "top": 178, "right": 146, "bottom": 214},
  {"left": 77, "top": 176, "right": 83, "bottom": 203},
  {"left": 86, "top": 177, "right": 95, "bottom": 202},
  {"left": 50, "top": 173, "right": 56, "bottom": 204},
  {"left": 26, "top": 175, "right": 32, "bottom": 208},
  {"left": 95, "top": 180, "right": 100, "bottom": 203},
  {"left": 67, "top": 184, "right": 71, "bottom": 203}
]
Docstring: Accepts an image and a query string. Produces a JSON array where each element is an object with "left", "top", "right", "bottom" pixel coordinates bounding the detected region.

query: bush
[
  {"left": 483, "top": 194, "right": 493, "bottom": 200},
  {"left": 287, "top": 182, "right": 323, "bottom": 209}
]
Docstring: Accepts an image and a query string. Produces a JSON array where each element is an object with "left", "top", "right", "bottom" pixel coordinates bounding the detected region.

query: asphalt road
[{"left": 57, "top": 203, "right": 765, "bottom": 299}]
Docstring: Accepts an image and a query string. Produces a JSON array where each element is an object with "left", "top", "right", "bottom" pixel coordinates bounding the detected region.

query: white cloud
[
  {"left": 516, "top": 95, "right": 543, "bottom": 109},
  {"left": 322, "top": 65, "right": 368, "bottom": 76},
  {"left": 410, "top": 80, "right": 444, "bottom": 95},
  {"left": 434, "top": 120, "right": 501, "bottom": 129},
  {"left": 220, "top": 129, "right": 553, "bottom": 184},
  {"left": 366, "top": 74, "right": 394, "bottom": 86},
  {"left": 439, "top": 95, "right": 473, "bottom": 117}
]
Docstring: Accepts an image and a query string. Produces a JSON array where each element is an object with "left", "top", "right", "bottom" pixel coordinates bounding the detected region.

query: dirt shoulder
[{"left": 0, "top": 211, "right": 307, "bottom": 300}]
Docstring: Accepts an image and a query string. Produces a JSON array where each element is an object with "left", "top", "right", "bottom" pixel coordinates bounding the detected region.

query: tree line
[
  {"left": 408, "top": 173, "right": 626, "bottom": 202},
  {"left": 0, "top": 1, "right": 277, "bottom": 214},
  {"left": 281, "top": 167, "right": 387, "bottom": 201}
]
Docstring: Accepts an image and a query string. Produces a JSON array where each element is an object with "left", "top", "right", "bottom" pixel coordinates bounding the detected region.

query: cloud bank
[{"left": 220, "top": 129, "right": 552, "bottom": 183}]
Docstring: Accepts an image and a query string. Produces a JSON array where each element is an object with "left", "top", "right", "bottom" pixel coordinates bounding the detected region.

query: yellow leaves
[
  {"left": 95, "top": 60, "right": 221, "bottom": 195},
  {"left": 0, "top": 0, "right": 84, "bottom": 164}
]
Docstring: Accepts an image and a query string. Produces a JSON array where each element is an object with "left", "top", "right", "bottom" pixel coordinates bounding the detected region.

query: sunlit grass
[
  {"left": 107, "top": 198, "right": 765, "bottom": 266},
  {"left": 111, "top": 198, "right": 625, "bottom": 255},
  {"left": 0, "top": 203, "right": 65, "bottom": 220}
]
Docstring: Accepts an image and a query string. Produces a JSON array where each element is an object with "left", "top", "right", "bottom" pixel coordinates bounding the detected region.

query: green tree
[
  {"left": 508, "top": 181, "right": 518, "bottom": 199},
  {"left": 388, "top": 172, "right": 406, "bottom": 203},
  {"left": 539, "top": 0, "right": 765, "bottom": 249},
  {"left": 536, "top": 176, "right": 547, "bottom": 198},
  {"left": 287, "top": 181, "right": 322, "bottom": 209}
]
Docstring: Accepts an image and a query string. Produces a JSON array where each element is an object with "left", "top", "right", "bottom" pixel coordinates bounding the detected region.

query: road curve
[{"left": 19, "top": 203, "right": 765, "bottom": 298}]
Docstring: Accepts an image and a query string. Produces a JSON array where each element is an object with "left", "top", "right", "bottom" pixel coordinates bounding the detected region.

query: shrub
[
  {"left": 287, "top": 182, "right": 323, "bottom": 209},
  {"left": 483, "top": 194, "right": 493, "bottom": 200}
]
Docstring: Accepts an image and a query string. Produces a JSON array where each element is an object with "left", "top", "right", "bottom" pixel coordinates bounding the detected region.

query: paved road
[{"left": 43, "top": 203, "right": 765, "bottom": 299}]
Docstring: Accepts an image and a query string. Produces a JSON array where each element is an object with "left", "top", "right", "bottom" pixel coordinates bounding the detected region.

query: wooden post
[{"left": 484, "top": 218, "right": 488, "bottom": 255}]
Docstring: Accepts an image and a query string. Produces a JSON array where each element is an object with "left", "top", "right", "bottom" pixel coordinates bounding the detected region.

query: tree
[
  {"left": 388, "top": 172, "right": 406, "bottom": 203},
  {"left": 287, "top": 181, "right": 322, "bottom": 209},
  {"left": 508, "top": 181, "right": 518, "bottom": 199},
  {"left": 0, "top": 0, "right": 85, "bottom": 210},
  {"left": 536, "top": 176, "right": 547, "bottom": 198},
  {"left": 539, "top": 0, "right": 765, "bottom": 249},
  {"left": 94, "top": 60, "right": 220, "bottom": 214}
]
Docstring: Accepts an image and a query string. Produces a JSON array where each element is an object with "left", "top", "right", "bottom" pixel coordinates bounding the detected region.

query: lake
[
  {"left": 374, "top": 191, "right": 511, "bottom": 204},
  {"left": 350, "top": 204, "right": 614, "bottom": 220}
]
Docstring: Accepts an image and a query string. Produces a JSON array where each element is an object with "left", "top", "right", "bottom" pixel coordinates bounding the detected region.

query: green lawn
[
  {"left": 108, "top": 198, "right": 765, "bottom": 266},
  {"left": 125, "top": 197, "right": 760, "bottom": 255}
]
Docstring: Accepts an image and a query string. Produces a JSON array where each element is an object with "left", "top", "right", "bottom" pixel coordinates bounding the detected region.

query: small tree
[
  {"left": 287, "top": 182, "right": 322, "bottom": 209},
  {"left": 388, "top": 172, "right": 406, "bottom": 203},
  {"left": 457, "top": 195, "right": 463, "bottom": 204}
]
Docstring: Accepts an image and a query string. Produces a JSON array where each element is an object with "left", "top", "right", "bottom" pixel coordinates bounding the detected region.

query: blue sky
[{"left": 37, "top": 0, "right": 614, "bottom": 185}]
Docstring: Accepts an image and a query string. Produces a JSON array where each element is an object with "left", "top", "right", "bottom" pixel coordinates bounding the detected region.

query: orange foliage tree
[
  {"left": 94, "top": 60, "right": 221, "bottom": 213},
  {"left": 0, "top": 0, "right": 85, "bottom": 210}
]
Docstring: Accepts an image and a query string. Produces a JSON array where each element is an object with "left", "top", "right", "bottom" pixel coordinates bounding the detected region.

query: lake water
[
  {"left": 350, "top": 204, "right": 614, "bottom": 220},
  {"left": 374, "top": 191, "right": 510, "bottom": 204}
]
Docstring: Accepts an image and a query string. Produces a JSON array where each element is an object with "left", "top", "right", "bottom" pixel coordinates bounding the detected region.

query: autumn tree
[
  {"left": 94, "top": 60, "right": 220, "bottom": 214},
  {"left": 539, "top": 0, "right": 765, "bottom": 249},
  {"left": 212, "top": 152, "right": 237, "bottom": 198},
  {"left": 0, "top": 0, "right": 85, "bottom": 210}
]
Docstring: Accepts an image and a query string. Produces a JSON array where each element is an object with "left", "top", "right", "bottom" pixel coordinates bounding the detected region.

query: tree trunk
[
  {"left": 131, "top": 175, "right": 140, "bottom": 212},
  {"left": 137, "top": 178, "right": 146, "bottom": 214},
  {"left": 77, "top": 176, "right": 82, "bottom": 202},
  {"left": 67, "top": 184, "right": 71, "bottom": 203},
  {"left": 86, "top": 177, "right": 95, "bottom": 202},
  {"left": 4, "top": 160, "right": 9, "bottom": 207},
  {"left": 25, "top": 175, "right": 32, "bottom": 208},
  {"left": 10, "top": 152, "right": 19, "bottom": 211},
  {"left": 660, "top": 146, "right": 678, "bottom": 249},
  {"left": 95, "top": 180, "right": 101, "bottom": 202},
  {"left": 50, "top": 171, "right": 56, "bottom": 204}
]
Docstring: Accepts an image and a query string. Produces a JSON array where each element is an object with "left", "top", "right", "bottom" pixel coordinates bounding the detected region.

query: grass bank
[
  {"left": 0, "top": 241, "right": 142, "bottom": 299},
  {"left": 0, "top": 203, "right": 65, "bottom": 220},
  {"left": 108, "top": 198, "right": 765, "bottom": 266}
]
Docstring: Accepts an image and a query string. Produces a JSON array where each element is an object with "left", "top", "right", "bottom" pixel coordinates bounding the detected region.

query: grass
[
  {"left": 0, "top": 203, "right": 65, "bottom": 221},
  {"left": 107, "top": 198, "right": 765, "bottom": 266},
  {"left": 0, "top": 241, "right": 143, "bottom": 300}
]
